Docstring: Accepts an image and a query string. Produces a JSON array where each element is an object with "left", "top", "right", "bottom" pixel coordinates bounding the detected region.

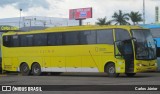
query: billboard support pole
[{"left": 79, "top": 19, "right": 83, "bottom": 26}]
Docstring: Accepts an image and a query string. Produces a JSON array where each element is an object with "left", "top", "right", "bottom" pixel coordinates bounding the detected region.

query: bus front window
[{"left": 132, "top": 29, "right": 156, "bottom": 60}]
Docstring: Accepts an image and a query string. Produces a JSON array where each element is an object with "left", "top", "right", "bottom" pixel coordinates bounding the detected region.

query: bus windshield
[{"left": 131, "top": 29, "right": 156, "bottom": 60}]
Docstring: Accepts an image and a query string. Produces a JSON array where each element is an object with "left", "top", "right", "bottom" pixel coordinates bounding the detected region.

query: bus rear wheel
[
  {"left": 31, "top": 63, "right": 41, "bottom": 76},
  {"left": 20, "top": 63, "right": 30, "bottom": 76},
  {"left": 105, "top": 63, "right": 119, "bottom": 77},
  {"left": 126, "top": 73, "right": 136, "bottom": 77}
]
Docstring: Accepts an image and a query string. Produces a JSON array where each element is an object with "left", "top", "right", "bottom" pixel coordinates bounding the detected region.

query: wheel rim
[
  {"left": 23, "top": 65, "right": 28, "bottom": 72},
  {"left": 33, "top": 66, "right": 39, "bottom": 74},
  {"left": 109, "top": 66, "right": 115, "bottom": 74}
]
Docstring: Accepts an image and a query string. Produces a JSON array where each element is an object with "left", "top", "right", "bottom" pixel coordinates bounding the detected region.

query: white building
[
  {"left": 0, "top": 16, "right": 79, "bottom": 28},
  {"left": 155, "top": 6, "right": 160, "bottom": 23}
]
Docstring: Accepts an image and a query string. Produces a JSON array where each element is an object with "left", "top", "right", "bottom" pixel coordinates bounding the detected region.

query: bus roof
[
  {"left": 45, "top": 25, "right": 142, "bottom": 31},
  {"left": 2, "top": 25, "right": 143, "bottom": 35}
]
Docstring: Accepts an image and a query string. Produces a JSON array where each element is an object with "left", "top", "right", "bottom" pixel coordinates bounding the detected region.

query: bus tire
[
  {"left": 20, "top": 63, "right": 30, "bottom": 76},
  {"left": 126, "top": 73, "right": 136, "bottom": 77},
  {"left": 105, "top": 63, "right": 119, "bottom": 77},
  {"left": 31, "top": 63, "right": 41, "bottom": 76}
]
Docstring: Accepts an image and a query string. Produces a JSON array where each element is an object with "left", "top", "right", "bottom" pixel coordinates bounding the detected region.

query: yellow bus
[
  {"left": 1, "top": 25, "right": 157, "bottom": 77},
  {"left": 0, "top": 25, "right": 19, "bottom": 74}
]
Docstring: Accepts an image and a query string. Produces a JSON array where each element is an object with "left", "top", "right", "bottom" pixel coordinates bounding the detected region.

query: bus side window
[
  {"left": 115, "top": 29, "right": 130, "bottom": 41},
  {"left": 63, "top": 32, "right": 79, "bottom": 45},
  {"left": 19, "top": 34, "right": 34, "bottom": 47},
  {"left": 97, "top": 29, "right": 113, "bottom": 44},
  {"left": 33, "top": 34, "right": 47, "bottom": 46},
  {"left": 20, "top": 35, "right": 28, "bottom": 46},
  {"left": 48, "top": 33, "right": 56, "bottom": 46},
  {"left": 3, "top": 36, "right": 11, "bottom": 47},
  {"left": 26, "top": 35, "right": 34, "bottom": 46},
  {"left": 12, "top": 35, "right": 19, "bottom": 47},
  {"left": 80, "top": 31, "right": 96, "bottom": 44},
  {"left": 48, "top": 33, "right": 62, "bottom": 46}
]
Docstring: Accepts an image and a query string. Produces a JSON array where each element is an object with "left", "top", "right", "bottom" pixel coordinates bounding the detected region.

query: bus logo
[{"left": 2, "top": 86, "right": 11, "bottom": 91}]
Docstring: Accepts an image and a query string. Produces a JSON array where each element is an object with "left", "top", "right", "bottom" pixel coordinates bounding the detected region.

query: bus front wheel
[
  {"left": 126, "top": 73, "right": 136, "bottom": 77},
  {"left": 105, "top": 63, "right": 119, "bottom": 77},
  {"left": 20, "top": 63, "right": 30, "bottom": 76},
  {"left": 31, "top": 63, "right": 41, "bottom": 76}
]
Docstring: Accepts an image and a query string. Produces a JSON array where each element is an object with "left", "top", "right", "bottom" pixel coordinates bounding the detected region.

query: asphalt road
[{"left": 0, "top": 72, "right": 160, "bottom": 94}]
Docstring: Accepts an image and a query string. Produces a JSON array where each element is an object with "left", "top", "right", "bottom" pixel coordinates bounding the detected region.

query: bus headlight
[
  {"left": 155, "top": 63, "right": 157, "bottom": 66},
  {"left": 118, "top": 62, "right": 122, "bottom": 65},
  {"left": 137, "top": 64, "right": 142, "bottom": 67},
  {"left": 149, "top": 63, "right": 157, "bottom": 66}
]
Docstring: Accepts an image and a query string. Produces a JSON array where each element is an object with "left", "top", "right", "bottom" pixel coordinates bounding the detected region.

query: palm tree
[
  {"left": 128, "top": 11, "right": 143, "bottom": 25},
  {"left": 96, "top": 17, "right": 111, "bottom": 25},
  {"left": 112, "top": 10, "right": 130, "bottom": 25}
]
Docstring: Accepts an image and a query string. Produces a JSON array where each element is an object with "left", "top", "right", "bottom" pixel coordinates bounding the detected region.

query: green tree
[
  {"left": 128, "top": 11, "right": 143, "bottom": 25},
  {"left": 112, "top": 10, "right": 130, "bottom": 25},
  {"left": 96, "top": 17, "right": 111, "bottom": 25}
]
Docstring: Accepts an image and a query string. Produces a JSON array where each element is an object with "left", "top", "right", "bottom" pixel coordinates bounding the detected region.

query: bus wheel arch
[
  {"left": 104, "top": 62, "right": 119, "bottom": 77},
  {"left": 20, "top": 62, "right": 30, "bottom": 76},
  {"left": 31, "top": 62, "right": 41, "bottom": 76}
]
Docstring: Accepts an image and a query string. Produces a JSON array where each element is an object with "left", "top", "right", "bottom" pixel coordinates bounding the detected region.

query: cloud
[
  {"left": 0, "top": 0, "right": 50, "bottom": 11},
  {"left": 58, "top": 0, "right": 160, "bottom": 24},
  {"left": 0, "top": 0, "right": 160, "bottom": 24}
]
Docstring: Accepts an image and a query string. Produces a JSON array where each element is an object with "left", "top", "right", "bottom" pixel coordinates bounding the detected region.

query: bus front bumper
[{"left": 135, "top": 66, "right": 157, "bottom": 72}]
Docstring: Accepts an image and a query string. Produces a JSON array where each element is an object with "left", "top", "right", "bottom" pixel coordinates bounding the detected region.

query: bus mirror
[
  {"left": 115, "top": 41, "right": 123, "bottom": 48},
  {"left": 131, "top": 37, "right": 137, "bottom": 42}
]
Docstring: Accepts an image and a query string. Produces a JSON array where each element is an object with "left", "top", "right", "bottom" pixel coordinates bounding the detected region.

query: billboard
[{"left": 69, "top": 7, "right": 92, "bottom": 20}]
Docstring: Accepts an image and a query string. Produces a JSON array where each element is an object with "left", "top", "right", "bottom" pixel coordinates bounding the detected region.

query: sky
[{"left": 0, "top": 0, "right": 160, "bottom": 24}]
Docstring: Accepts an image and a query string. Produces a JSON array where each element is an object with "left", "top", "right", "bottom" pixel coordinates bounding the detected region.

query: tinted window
[
  {"left": 97, "top": 29, "right": 113, "bottom": 44},
  {"left": 20, "top": 35, "right": 28, "bottom": 46},
  {"left": 48, "top": 33, "right": 62, "bottom": 45},
  {"left": 3, "top": 36, "right": 11, "bottom": 47},
  {"left": 115, "top": 29, "right": 130, "bottom": 41},
  {"left": 33, "top": 34, "right": 47, "bottom": 46},
  {"left": 12, "top": 35, "right": 19, "bottom": 47},
  {"left": 64, "top": 32, "right": 79, "bottom": 45},
  {"left": 157, "top": 47, "right": 160, "bottom": 57},
  {"left": 80, "top": 31, "right": 96, "bottom": 44},
  {"left": 26, "top": 35, "right": 34, "bottom": 46},
  {"left": 19, "top": 35, "right": 34, "bottom": 47},
  {"left": 3, "top": 30, "right": 115, "bottom": 47},
  {"left": 3, "top": 35, "right": 34, "bottom": 47},
  {"left": 150, "top": 28, "right": 160, "bottom": 38}
]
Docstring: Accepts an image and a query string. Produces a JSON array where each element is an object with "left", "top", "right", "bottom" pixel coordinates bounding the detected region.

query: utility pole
[
  {"left": 143, "top": 0, "right": 145, "bottom": 24},
  {"left": 19, "top": 9, "right": 22, "bottom": 28}
]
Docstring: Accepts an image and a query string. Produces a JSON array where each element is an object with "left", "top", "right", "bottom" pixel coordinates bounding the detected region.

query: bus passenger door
[
  {"left": 115, "top": 40, "right": 134, "bottom": 73},
  {"left": 122, "top": 40, "right": 134, "bottom": 73},
  {"left": 114, "top": 29, "right": 134, "bottom": 73}
]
